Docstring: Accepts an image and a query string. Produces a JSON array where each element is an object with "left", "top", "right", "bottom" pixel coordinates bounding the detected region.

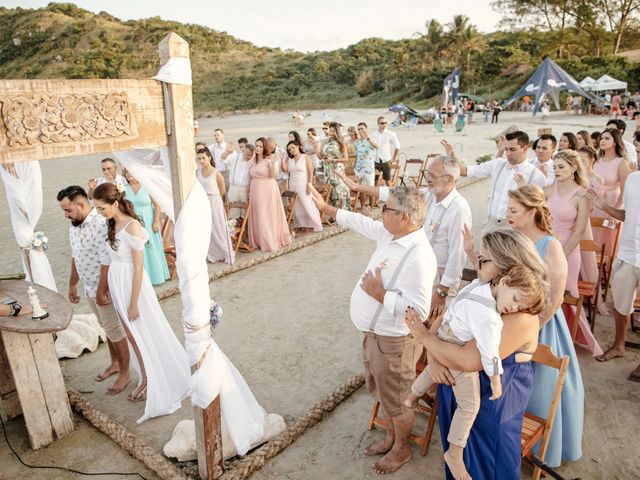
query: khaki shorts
[
  {"left": 362, "top": 333, "right": 421, "bottom": 417},
  {"left": 87, "top": 297, "right": 126, "bottom": 342},
  {"left": 611, "top": 259, "right": 640, "bottom": 316}
]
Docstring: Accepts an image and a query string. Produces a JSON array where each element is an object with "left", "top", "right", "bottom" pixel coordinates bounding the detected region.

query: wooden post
[{"left": 158, "top": 33, "right": 223, "bottom": 480}]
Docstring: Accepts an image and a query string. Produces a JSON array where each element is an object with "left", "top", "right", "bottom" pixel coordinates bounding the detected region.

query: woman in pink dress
[
  {"left": 578, "top": 146, "right": 608, "bottom": 313},
  {"left": 592, "top": 128, "right": 630, "bottom": 258},
  {"left": 247, "top": 138, "right": 292, "bottom": 252},
  {"left": 545, "top": 150, "right": 603, "bottom": 356},
  {"left": 286, "top": 141, "right": 322, "bottom": 232},
  {"left": 196, "top": 147, "right": 235, "bottom": 264}
]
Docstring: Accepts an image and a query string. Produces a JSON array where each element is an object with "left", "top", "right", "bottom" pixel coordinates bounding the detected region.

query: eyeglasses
[
  {"left": 478, "top": 256, "right": 493, "bottom": 268},
  {"left": 379, "top": 122, "right": 387, "bottom": 125},
  {"left": 382, "top": 204, "right": 399, "bottom": 214}
]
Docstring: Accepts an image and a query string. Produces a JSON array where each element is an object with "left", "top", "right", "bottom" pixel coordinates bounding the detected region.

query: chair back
[
  {"left": 562, "top": 292, "right": 583, "bottom": 341},
  {"left": 433, "top": 118, "right": 444, "bottom": 132},
  {"left": 281, "top": 191, "right": 298, "bottom": 226}
]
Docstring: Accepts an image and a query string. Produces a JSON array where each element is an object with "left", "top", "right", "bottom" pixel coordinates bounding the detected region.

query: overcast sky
[{"left": 4, "top": 0, "right": 504, "bottom": 52}]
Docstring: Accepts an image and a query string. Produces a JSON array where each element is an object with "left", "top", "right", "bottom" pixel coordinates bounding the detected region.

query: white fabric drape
[
  {"left": 152, "top": 57, "right": 193, "bottom": 86},
  {"left": 0, "top": 161, "right": 57, "bottom": 291},
  {"left": 116, "top": 151, "right": 265, "bottom": 455}
]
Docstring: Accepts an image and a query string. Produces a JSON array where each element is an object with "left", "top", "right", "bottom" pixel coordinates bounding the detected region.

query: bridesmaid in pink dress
[
  {"left": 578, "top": 146, "right": 607, "bottom": 313},
  {"left": 196, "top": 148, "right": 235, "bottom": 264},
  {"left": 545, "top": 150, "right": 603, "bottom": 356},
  {"left": 286, "top": 141, "right": 322, "bottom": 232},
  {"left": 247, "top": 138, "right": 292, "bottom": 252},
  {"left": 592, "top": 129, "right": 630, "bottom": 258}
]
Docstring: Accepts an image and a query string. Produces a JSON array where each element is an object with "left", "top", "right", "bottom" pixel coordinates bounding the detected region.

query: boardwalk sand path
[{"left": 1, "top": 109, "right": 638, "bottom": 479}]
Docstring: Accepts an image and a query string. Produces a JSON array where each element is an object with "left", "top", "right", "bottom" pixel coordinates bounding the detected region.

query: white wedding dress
[{"left": 107, "top": 221, "right": 190, "bottom": 423}]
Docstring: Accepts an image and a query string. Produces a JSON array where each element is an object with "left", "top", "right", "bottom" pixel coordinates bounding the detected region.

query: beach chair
[
  {"left": 577, "top": 239, "right": 605, "bottom": 332},
  {"left": 368, "top": 349, "right": 439, "bottom": 456},
  {"left": 281, "top": 191, "right": 298, "bottom": 229},
  {"left": 562, "top": 292, "right": 584, "bottom": 342},
  {"left": 229, "top": 202, "right": 254, "bottom": 253},
  {"left": 406, "top": 116, "right": 419, "bottom": 128},
  {"left": 521, "top": 344, "right": 570, "bottom": 480},
  {"left": 433, "top": 118, "right": 445, "bottom": 134},
  {"left": 454, "top": 118, "right": 466, "bottom": 134}
]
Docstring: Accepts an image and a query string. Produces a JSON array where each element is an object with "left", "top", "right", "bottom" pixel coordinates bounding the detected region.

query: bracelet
[{"left": 9, "top": 302, "right": 22, "bottom": 316}]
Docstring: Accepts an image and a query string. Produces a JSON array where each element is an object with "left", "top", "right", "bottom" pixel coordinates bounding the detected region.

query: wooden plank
[
  {"left": 158, "top": 32, "right": 222, "bottom": 479},
  {"left": 0, "top": 79, "right": 167, "bottom": 164},
  {"left": 1, "top": 330, "right": 53, "bottom": 449},
  {"left": 0, "top": 333, "right": 22, "bottom": 419},
  {"left": 29, "top": 333, "right": 74, "bottom": 439}
]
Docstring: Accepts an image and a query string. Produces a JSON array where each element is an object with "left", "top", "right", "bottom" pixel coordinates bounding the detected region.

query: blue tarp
[{"left": 503, "top": 57, "right": 601, "bottom": 115}]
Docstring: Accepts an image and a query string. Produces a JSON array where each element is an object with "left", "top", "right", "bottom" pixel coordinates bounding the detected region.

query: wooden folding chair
[
  {"left": 368, "top": 350, "right": 439, "bottom": 456},
  {"left": 590, "top": 217, "right": 622, "bottom": 302},
  {"left": 281, "top": 191, "right": 297, "bottom": 228},
  {"left": 401, "top": 158, "right": 426, "bottom": 187},
  {"left": 388, "top": 160, "right": 401, "bottom": 187},
  {"left": 228, "top": 202, "right": 254, "bottom": 253},
  {"left": 160, "top": 216, "right": 177, "bottom": 280},
  {"left": 562, "top": 292, "right": 583, "bottom": 342},
  {"left": 521, "top": 344, "right": 570, "bottom": 480},
  {"left": 313, "top": 183, "right": 335, "bottom": 226},
  {"left": 578, "top": 239, "right": 605, "bottom": 332}
]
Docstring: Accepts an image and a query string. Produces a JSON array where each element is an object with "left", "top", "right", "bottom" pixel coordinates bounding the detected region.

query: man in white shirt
[
  {"left": 57, "top": 185, "right": 130, "bottom": 395},
  {"left": 225, "top": 140, "right": 253, "bottom": 218},
  {"left": 339, "top": 154, "right": 471, "bottom": 320},
  {"left": 87, "top": 158, "right": 127, "bottom": 199},
  {"left": 371, "top": 116, "right": 401, "bottom": 186},
  {"left": 531, "top": 134, "right": 557, "bottom": 186},
  {"left": 456, "top": 130, "right": 546, "bottom": 228},
  {"left": 588, "top": 172, "right": 640, "bottom": 381},
  {"left": 606, "top": 119, "right": 638, "bottom": 168},
  {"left": 208, "top": 128, "right": 229, "bottom": 186},
  {"left": 313, "top": 185, "right": 436, "bottom": 474}
]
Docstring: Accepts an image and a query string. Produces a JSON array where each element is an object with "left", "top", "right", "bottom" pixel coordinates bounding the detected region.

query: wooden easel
[{"left": 0, "top": 33, "right": 223, "bottom": 479}]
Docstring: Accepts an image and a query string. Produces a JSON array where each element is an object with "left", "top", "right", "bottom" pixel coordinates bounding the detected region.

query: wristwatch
[
  {"left": 435, "top": 287, "right": 448, "bottom": 298},
  {"left": 8, "top": 302, "right": 22, "bottom": 316}
]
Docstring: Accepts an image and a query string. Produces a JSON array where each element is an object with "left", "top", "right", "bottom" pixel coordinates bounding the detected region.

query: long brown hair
[
  {"left": 328, "top": 121, "right": 346, "bottom": 155},
  {"left": 576, "top": 130, "right": 590, "bottom": 148},
  {"left": 197, "top": 146, "right": 215, "bottom": 167},
  {"left": 93, "top": 183, "right": 142, "bottom": 249},
  {"left": 597, "top": 128, "right": 627, "bottom": 161},
  {"left": 255, "top": 137, "right": 267, "bottom": 162},
  {"left": 508, "top": 185, "right": 554, "bottom": 235}
]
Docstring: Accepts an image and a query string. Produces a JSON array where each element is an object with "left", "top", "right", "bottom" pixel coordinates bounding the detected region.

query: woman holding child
[{"left": 406, "top": 229, "right": 548, "bottom": 479}]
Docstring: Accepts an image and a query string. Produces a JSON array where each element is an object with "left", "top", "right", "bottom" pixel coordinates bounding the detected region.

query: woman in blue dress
[
  {"left": 122, "top": 168, "right": 170, "bottom": 285},
  {"left": 406, "top": 228, "right": 548, "bottom": 479},
  {"left": 507, "top": 185, "right": 584, "bottom": 467}
]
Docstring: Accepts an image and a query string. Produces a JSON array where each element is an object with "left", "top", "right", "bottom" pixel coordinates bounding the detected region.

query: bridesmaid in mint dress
[{"left": 123, "top": 169, "right": 170, "bottom": 285}]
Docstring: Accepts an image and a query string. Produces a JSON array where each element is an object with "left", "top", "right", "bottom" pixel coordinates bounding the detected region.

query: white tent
[
  {"left": 579, "top": 76, "right": 597, "bottom": 89},
  {"left": 582, "top": 74, "right": 627, "bottom": 92}
]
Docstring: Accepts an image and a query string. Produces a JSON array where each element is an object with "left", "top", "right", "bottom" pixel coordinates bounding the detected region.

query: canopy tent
[
  {"left": 388, "top": 102, "right": 428, "bottom": 126},
  {"left": 503, "top": 57, "right": 601, "bottom": 115},
  {"left": 579, "top": 76, "right": 597, "bottom": 89},
  {"left": 583, "top": 74, "right": 628, "bottom": 92}
]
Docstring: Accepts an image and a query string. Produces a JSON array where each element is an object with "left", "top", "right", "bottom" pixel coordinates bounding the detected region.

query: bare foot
[
  {"left": 595, "top": 347, "right": 625, "bottom": 362},
  {"left": 107, "top": 373, "right": 130, "bottom": 395},
  {"left": 596, "top": 301, "right": 610, "bottom": 316},
  {"left": 127, "top": 382, "right": 147, "bottom": 402},
  {"left": 372, "top": 446, "right": 412, "bottom": 474},
  {"left": 95, "top": 364, "right": 119, "bottom": 382},
  {"left": 444, "top": 449, "right": 472, "bottom": 480},
  {"left": 364, "top": 437, "right": 394, "bottom": 456},
  {"left": 404, "top": 393, "right": 419, "bottom": 410}
]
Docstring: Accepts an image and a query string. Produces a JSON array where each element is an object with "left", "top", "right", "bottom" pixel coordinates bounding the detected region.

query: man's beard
[{"left": 71, "top": 219, "right": 83, "bottom": 227}]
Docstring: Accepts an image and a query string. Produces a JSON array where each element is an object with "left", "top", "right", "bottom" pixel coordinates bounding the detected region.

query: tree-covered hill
[{"left": 2, "top": 2, "right": 639, "bottom": 113}]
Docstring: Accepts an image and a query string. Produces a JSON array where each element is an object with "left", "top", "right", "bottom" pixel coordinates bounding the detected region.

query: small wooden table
[{"left": 0, "top": 280, "right": 74, "bottom": 449}]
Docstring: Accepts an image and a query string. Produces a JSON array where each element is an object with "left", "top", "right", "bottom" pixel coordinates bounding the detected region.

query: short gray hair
[
  {"left": 428, "top": 155, "right": 460, "bottom": 180},
  {"left": 388, "top": 185, "right": 426, "bottom": 226}
]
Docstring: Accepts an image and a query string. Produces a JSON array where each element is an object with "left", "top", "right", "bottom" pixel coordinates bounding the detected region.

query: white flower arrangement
[
  {"left": 31, "top": 231, "right": 49, "bottom": 252},
  {"left": 226, "top": 218, "right": 237, "bottom": 237},
  {"left": 115, "top": 183, "right": 125, "bottom": 193}
]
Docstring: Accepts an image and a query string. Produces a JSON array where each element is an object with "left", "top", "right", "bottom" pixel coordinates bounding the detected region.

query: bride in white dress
[{"left": 93, "top": 182, "right": 190, "bottom": 423}]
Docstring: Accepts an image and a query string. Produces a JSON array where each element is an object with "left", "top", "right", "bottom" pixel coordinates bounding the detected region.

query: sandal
[{"left": 127, "top": 383, "right": 147, "bottom": 402}]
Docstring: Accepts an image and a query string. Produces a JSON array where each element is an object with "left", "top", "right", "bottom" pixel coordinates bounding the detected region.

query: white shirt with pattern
[{"left": 69, "top": 208, "right": 111, "bottom": 298}]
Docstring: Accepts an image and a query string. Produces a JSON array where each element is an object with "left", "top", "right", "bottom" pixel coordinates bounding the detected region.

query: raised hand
[
  {"left": 335, "top": 171, "right": 359, "bottom": 191},
  {"left": 462, "top": 224, "right": 475, "bottom": 256},
  {"left": 440, "top": 139, "right": 456, "bottom": 158}
]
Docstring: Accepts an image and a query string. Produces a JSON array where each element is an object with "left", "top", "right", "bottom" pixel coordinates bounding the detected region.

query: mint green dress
[{"left": 124, "top": 185, "right": 170, "bottom": 285}]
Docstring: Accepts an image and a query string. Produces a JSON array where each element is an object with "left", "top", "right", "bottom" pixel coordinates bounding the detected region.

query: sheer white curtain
[
  {"left": 0, "top": 161, "right": 57, "bottom": 291},
  {"left": 116, "top": 150, "right": 265, "bottom": 455}
]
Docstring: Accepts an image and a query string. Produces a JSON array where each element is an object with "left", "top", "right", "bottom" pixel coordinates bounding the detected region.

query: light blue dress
[
  {"left": 527, "top": 235, "right": 584, "bottom": 467},
  {"left": 124, "top": 185, "right": 170, "bottom": 286}
]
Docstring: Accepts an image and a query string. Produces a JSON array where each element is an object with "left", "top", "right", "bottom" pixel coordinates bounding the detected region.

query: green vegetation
[{"left": 1, "top": 3, "right": 639, "bottom": 113}]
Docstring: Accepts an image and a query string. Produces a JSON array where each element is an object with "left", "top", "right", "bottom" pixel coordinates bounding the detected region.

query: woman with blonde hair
[{"left": 506, "top": 185, "right": 586, "bottom": 467}]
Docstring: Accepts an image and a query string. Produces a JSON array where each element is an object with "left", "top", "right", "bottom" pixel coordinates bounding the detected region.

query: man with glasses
[
  {"left": 312, "top": 185, "right": 436, "bottom": 474},
  {"left": 338, "top": 150, "right": 471, "bottom": 320},
  {"left": 371, "top": 116, "right": 401, "bottom": 186},
  {"left": 453, "top": 130, "right": 546, "bottom": 229}
]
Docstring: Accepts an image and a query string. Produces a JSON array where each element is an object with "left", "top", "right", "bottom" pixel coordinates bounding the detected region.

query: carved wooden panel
[{"left": 0, "top": 79, "right": 168, "bottom": 164}]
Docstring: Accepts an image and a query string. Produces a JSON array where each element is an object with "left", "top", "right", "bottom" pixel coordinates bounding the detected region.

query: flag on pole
[{"left": 441, "top": 68, "right": 460, "bottom": 108}]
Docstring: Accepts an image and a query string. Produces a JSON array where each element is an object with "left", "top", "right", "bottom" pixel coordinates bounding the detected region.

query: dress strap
[{"left": 535, "top": 235, "right": 553, "bottom": 257}]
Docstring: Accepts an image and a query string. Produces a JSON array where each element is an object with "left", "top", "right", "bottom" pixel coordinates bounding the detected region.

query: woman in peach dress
[
  {"left": 546, "top": 150, "right": 603, "bottom": 356},
  {"left": 247, "top": 138, "right": 292, "bottom": 252},
  {"left": 592, "top": 128, "right": 630, "bottom": 259},
  {"left": 286, "top": 141, "right": 322, "bottom": 232}
]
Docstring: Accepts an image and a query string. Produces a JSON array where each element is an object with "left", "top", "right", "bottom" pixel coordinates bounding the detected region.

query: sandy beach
[{"left": 1, "top": 109, "right": 639, "bottom": 480}]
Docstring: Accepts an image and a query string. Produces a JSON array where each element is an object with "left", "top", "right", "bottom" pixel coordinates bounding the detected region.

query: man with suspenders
[{"left": 455, "top": 131, "right": 546, "bottom": 230}]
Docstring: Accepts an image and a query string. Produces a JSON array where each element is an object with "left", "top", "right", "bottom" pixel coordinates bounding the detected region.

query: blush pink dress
[
  {"left": 592, "top": 156, "right": 624, "bottom": 258},
  {"left": 580, "top": 177, "right": 606, "bottom": 311},
  {"left": 196, "top": 168, "right": 235, "bottom": 264},
  {"left": 287, "top": 155, "right": 322, "bottom": 232},
  {"left": 247, "top": 158, "right": 292, "bottom": 252},
  {"left": 548, "top": 183, "right": 603, "bottom": 356}
]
